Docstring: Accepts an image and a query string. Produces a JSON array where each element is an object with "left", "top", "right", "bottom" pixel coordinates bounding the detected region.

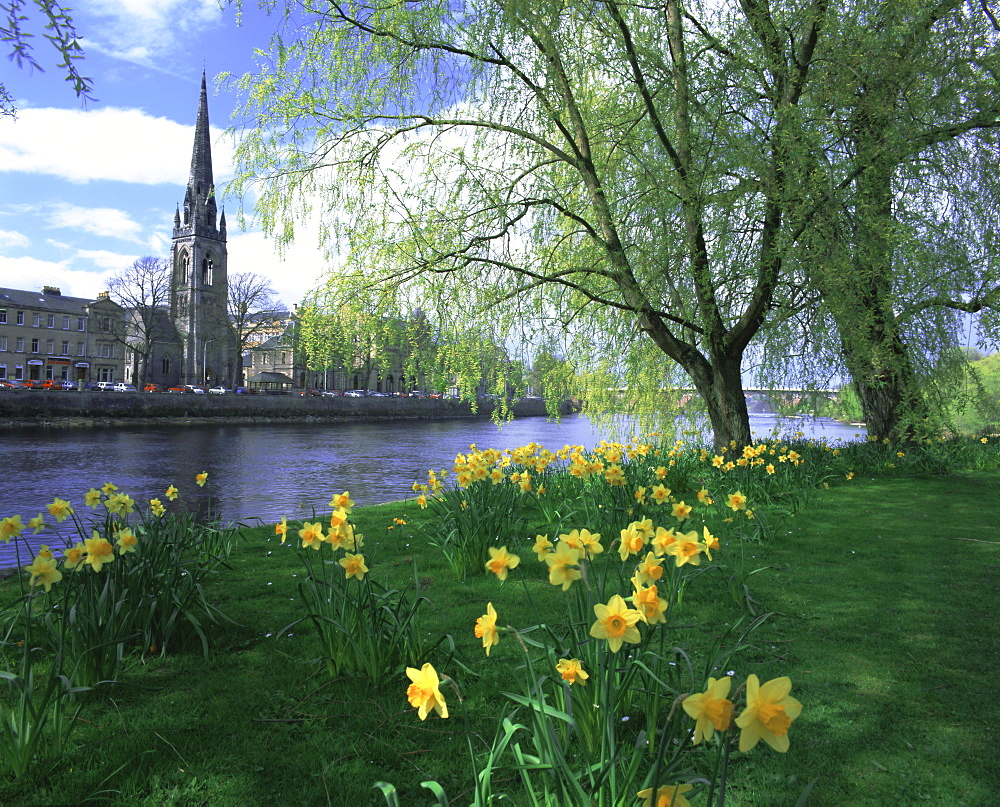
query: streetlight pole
[{"left": 203, "top": 339, "right": 213, "bottom": 385}]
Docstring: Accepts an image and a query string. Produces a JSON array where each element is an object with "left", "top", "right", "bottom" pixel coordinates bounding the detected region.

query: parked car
[
  {"left": 233, "top": 387, "right": 255, "bottom": 395},
  {"left": 143, "top": 383, "right": 163, "bottom": 393},
  {"left": 321, "top": 389, "right": 343, "bottom": 397},
  {"left": 166, "top": 386, "right": 192, "bottom": 393},
  {"left": 185, "top": 385, "right": 207, "bottom": 394},
  {"left": 113, "top": 383, "right": 138, "bottom": 392},
  {"left": 297, "top": 388, "right": 321, "bottom": 397},
  {"left": 59, "top": 380, "right": 78, "bottom": 390},
  {"left": 343, "top": 389, "right": 366, "bottom": 397},
  {"left": 0, "top": 380, "right": 26, "bottom": 390},
  {"left": 39, "top": 379, "right": 63, "bottom": 390},
  {"left": 95, "top": 381, "right": 115, "bottom": 391},
  {"left": 208, "top": 386, "right": 229, "bottom": 394}
]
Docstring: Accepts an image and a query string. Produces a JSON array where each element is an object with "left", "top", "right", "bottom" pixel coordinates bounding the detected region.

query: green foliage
[
  {"left": 947, "top": 352, "right": 1000, "bottom": 434},
  {"left": 0, "top": 639, "right": 88, "bottom": 778},
  {"left": 290, "top": 541, "right": 439, "bottom": 684},
  {"left": 0, "top": 0, "right": 95, "bottom": 118}
]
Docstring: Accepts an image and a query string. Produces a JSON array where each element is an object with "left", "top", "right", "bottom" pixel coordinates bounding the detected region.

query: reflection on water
[{"left": 0, "top": 413, "right": 864, "bottom": 565}]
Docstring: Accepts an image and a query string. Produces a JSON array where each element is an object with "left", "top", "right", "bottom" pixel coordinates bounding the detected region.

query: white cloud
[
  {"left": 48, "top": 203, "right": 144, "bottom": 242},
  {"left": 0, "top": 230, "right": 29, "bottom": 249},
  {"left": 79, "top": 0, "right": 224, "bottom": 70},
  {"left": 227, "top": 229, "right": 328, "bottom": 309},
  {"left": 0, "top": 256, "right": 116, "bottom": 298},
  {"left": 0, "top": 106, "right": 234, "bottom": 184},
  {"left": 75, "top": 249, "right": 141, "bottom": 272}
]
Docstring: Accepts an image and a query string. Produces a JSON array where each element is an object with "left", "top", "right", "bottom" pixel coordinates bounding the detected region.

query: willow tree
[
  {"left": 227, "top": 0, "right": 832, "bottom": 448},
  {"left": 781, "top": 0, "right": 1000, "bottom": 441}
]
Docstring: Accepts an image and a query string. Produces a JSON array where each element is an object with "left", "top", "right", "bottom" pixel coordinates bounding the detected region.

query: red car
[{"left": 144, "top": 383, "right": 164, "bottom": 393}]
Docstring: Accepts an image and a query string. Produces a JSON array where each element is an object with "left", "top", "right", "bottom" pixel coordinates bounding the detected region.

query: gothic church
[{"left": 168, "top": 72, "right": 232, "bottom": 386}]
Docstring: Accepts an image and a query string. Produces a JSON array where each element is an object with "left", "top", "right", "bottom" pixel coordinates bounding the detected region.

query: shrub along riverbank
[{"left": 0, "top": 435, "right": 996, "bottom": 805}]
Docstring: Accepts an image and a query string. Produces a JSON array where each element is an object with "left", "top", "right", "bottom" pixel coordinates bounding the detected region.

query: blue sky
[{"left": 0, "top": 0, "right": 320, "bottom": 308}]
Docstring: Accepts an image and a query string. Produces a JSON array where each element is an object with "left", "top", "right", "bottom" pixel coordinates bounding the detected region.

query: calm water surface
[{"left": 1, "top": 413, "right": 863, "bottom": 565}]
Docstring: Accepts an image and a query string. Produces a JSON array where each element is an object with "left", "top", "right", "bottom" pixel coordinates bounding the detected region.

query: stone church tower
[{"left": 170, "top": 72, "right": 231, "bottom": 386}]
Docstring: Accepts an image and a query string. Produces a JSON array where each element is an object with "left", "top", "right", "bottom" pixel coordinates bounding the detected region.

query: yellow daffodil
[
  {"left": 650, "top": 484, "right": 671, "bottom": 505},
  {"left": 83, "top": 532, "right": 115, "bottom": 572},
  {"left": 702, "top": 527, "right": 719, "bottom": 560},
  {"left": 47, "top": 497, "right": 73, "bottom": 523},
  {"left": 101, "top": 482, "right": 118, "bottom": 495},
  {"left": 299, "top": 521, "right": 325, "bottom": 550},
  {"left": 532, "top": 534, "right": 554, "bottom": 560},
  {"left": 846, "top": 471, "right": 855, "bottom": 480},
  {"left": 2, "top": 515, "right": 26, "bottom": 542},
  {"left": 736, "top": 674, "right": 802, "bottom": 752},
  {"left": 651, "top": 526, "right": 677, "bottom": 556},
  {"left": 635, "top": 551, "right": 665, "bottom": 585},
  {"left": 576, "top": 528, "right": 603, "bottom": 558},
  {"left": 637, "top": 784, "right": 694, "bottom": 807},
  {"left": 766, "top": 463, "right": 775, "bottom": 475},
  {"left": 195, "top": 472, "right": 208, "bottom": 487},
  {"left": 696, "top": 487, "right": 713, "bottom": 505},
  {"left": 165, "top": 485, "right": 179, "bottom": 501},
  {"left": 671, "top": 501, "right": 692, "bottom": 521},
  {"left": 618, "top": 522, "right": 646, "bottom": 561},
  {"left": 115, "top": 527, "right": 138, "bottom": 554},
  {"left": 485, "top": 546, "right": 520, "bottom": 581},
  {"left": 545, "top": 543, "right": 582, "bottom": 590},
  {"left": 631, "top": 579, "right": 668, "bottom": 624},
  {"left": 555, "top": 658, "right": 589, "bottom": 686},
  {"left": 406, "top": 662, "right": 448, "bottom": 720},
  {"left": 104, "top": 492, "right": 135, "bottom": 516},
  {"left": 28, "top": 513, "right": 45, "bottom": 534},
  {"left": 417, "top": 494, "right": 428, "bottom": 509},
  {"left": 329, "top": 508, "right": 349, "bottom": 531},
  {"left": 329, "top": 491, "right": 355, "bottom": 512},
  {"left": 682, "top": 676, "right": 733, "bottom": 743},
  {"left": 474, "top": 602, "right": 499, "bottom": 656},
  {"left": 84, "top": 488, "right": 102, "bottom": 508},
  {"left": 149, "top": 498, "right": 166, "bottom": 517},
  {"left": 604, "top": 464, "right": 626, "bottom": 486},
  {"left": 275, "top": 517, "right": 288, "bottom": 543},
  {"left": 63, "top": 541, "right": 86, "bottom": 571},
  {"left": 25, "top": 556, "right": 62, "bottom": 593},
  {"left": 727, "top": 491, "right": 747, "bottom": 511},
  {"left": 36, "top": 544, "right": 54, "bottom": 559},
  {"left": 589, "top": 594, "right": 642, "bottom": 653},
  {"left": 666, "top": 531, "right": 704, "bottom": 567},
  {"left": 339, "top": 552, "right": 368, "bottom": 580},
  {"left": 654, "top": 465, "right": 668, "bottom": 479}
]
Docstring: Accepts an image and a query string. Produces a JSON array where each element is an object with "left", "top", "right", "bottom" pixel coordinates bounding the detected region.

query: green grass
[
  {"left": 0, "top": 453, "right": 997, "bottom": 804},
  {"left": 722, "top": 471, "right": 1000, "bottom": 806}
]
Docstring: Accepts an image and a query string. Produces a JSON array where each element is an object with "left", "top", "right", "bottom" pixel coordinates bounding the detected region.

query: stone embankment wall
[{"left": 0, "top": 391, "right": 554, "bottom": 426}]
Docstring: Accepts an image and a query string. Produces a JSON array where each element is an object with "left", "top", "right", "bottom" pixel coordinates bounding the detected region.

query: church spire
[{"left": 188, "top": 71, "right": 214, "bottom": 198}]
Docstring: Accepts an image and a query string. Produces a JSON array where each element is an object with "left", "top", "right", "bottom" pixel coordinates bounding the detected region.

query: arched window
[
  {"left": 387, "top": 375, "right": 395, "bottom": 392},
  {"left": 202, "top": 256, "right": 213, "bottom": 285},
  {"left": 180, "top": 253, "right": 190, "bottom": 284}
]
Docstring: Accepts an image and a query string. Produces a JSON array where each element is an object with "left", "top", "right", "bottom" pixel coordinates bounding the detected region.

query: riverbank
[{"left": 0, "top": 389, "right": 555, "bottom": 428}]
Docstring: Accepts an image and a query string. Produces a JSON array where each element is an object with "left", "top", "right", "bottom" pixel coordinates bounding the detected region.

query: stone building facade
[{"left": 0, "top": 286, "right": 126, "bottom": 384}]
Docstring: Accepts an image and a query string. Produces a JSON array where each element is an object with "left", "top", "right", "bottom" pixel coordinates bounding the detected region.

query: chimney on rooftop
[
  {"left": 42, "top": 286, "right": 61, "bottom": 296},
  {"left": 97, "top": 291, "right": 110, "bottom": 299}
]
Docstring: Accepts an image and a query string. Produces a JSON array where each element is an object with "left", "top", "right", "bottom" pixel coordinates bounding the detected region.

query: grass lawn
[
  {"left": 0, "top": 468, "right": 997, "bottom": 805},
  {"left": 725, "top": 471, "right": 999, "bottom": 806}
]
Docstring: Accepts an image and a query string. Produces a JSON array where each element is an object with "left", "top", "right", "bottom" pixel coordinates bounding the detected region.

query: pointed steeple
[{"left": 188, "top": 71, "right": 214, "bottom": 196}]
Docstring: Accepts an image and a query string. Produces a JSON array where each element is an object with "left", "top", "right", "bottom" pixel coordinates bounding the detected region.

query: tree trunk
[{"left": 686, "top": 353, "right": 752, "bottom": 450}]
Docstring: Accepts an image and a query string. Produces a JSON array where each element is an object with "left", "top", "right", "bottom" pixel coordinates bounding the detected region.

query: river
[{"left": 1, "top": 413, "right": 864, "bottom": 566}]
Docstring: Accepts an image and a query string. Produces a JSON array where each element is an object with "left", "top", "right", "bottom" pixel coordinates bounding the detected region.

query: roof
[{"left": 0, "top": 287, "right": 102, "bottom": 315}]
